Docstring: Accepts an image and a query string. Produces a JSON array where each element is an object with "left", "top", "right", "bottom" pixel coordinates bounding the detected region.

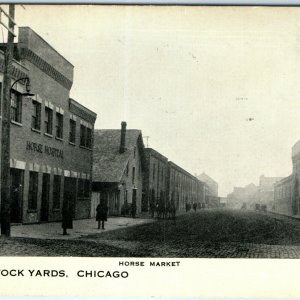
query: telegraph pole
[{"left": 1, "top": 4, "right": 15, "bottom": 237}]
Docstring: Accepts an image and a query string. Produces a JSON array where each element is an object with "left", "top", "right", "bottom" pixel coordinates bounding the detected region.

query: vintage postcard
[{"left": 0, "top": 4, "right": 300, "bottom": 298}]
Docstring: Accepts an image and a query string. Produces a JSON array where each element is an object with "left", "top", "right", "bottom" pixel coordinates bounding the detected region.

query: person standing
[
  {"left": 131, "top": 200, "right": 137, "bottom": 218},
  {"left": 96, "top": 201, "right": 108, "bottom": 229},
  {"left": 62, "top": 194, "right": 73, "bottom": 235}
]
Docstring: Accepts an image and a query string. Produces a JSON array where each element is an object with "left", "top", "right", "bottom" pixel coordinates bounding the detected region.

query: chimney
[{"left": 120, "top": 121, "right": 127, "bottom": 153}]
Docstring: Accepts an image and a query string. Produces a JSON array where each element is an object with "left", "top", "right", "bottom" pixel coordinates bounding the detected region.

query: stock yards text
[{"left": 0, "top": 261, "right": 180, "bottom": 279}]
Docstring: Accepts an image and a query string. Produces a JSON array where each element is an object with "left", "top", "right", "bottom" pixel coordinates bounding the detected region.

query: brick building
[
  {"left": 142, "top": 148, "right": 168, "bottom": 212},
  {"left": 92, "top": 122, "right": 145, "bottom": 217},
  {"left": 167, "top": 162, "right": 205, "bottom": 211},
  {"left": 0, "top": 27, "right": 97, "bottom": 224},
  {"left": 274, "top": 139, "right": 300, "bottom": 216}
]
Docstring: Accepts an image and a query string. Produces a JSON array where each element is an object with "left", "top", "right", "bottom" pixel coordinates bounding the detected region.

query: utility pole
[{"left": 1, "top": 4, "right": 15, "bottom": 237}]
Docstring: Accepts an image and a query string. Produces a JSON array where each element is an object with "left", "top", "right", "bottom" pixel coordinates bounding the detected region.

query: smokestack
[{"left": 120, "top": 121, "right": 127, "bottom": 153}]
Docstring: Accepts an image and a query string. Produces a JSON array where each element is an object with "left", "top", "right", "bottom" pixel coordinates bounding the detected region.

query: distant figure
[
  {"left": 62, "top": 196, "right": 73, "bottom": 235},
  {"left": 96, "top": 201, "right": 108, "bottom": 229},
  {"left": 149, "top": 199, "right": 155, "bottom": 218},
  {"left": 131, "top": 201, "right": 137, "bottom": 218},
  {"left": 193, "top": 202, "right": 197, "bottom": 212}
]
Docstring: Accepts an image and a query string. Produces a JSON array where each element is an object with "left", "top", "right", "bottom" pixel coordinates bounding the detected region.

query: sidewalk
[{"left": 11, "top": 217, "right": 154, "bottom": 240}]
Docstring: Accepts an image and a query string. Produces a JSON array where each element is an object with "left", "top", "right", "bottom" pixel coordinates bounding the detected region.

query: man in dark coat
[
  {"left": 62, "top": 196, "right": 73, "bottom": 235},
  {"left": 131, "top": 200, "right": 137, "bottom": 219},
  {"left": 96, "top": 201, "right": 108, "bottom": 229}
]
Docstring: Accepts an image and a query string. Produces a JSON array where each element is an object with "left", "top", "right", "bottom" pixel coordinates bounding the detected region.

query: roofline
[
  {"left": 19, "top": 26, "right": 74, "bottom": 68},
  {"left": 168, "top": 161, "right": 198, "bottom": 181},
  {"left": 145, "top": 147, "right": 168, "bottom": 162},
  {"left": 69, "top": 98, "right": 97, "bottom": 118}
]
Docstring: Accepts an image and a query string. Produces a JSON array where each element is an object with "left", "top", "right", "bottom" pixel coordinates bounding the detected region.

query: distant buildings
[
  {"left": 227, "top": 175, "right": 283, "bottom": 210},
  {"left": 227, "top": 183, "right": 259, "bottom": 209},
  {"left": 259, "top": 175, "right": 283, "bottom": 209},
  {"left": 196, "top": 172, "right": 218, "bottom": 197}
]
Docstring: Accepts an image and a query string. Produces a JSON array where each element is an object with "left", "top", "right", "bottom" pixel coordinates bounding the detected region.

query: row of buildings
[
  {"left": 227, "top": 138, "right": 300, "bottom": 218},
  {"left": 0, "top": 27, "right": 219, "bottom": 224},
  {"left": 91, "top": 122, "right": 219, "bottom": 217}
]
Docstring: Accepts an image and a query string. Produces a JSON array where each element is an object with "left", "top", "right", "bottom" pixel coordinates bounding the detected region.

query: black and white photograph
[{"left": 1, "top": 4, "right": 300, "bottom": 263}]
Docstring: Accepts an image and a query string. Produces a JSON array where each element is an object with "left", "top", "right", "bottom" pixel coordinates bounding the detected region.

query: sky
[{"left": 3, "top": 5, "right": 300, "bottom": 196}]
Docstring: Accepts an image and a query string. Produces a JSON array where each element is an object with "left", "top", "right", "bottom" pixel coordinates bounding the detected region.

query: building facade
[
  {"left": 274, "top": 139, "right": 300, "bottom": 216},
  {"left": 258, "top": 175, "right": 283, "bottom": 209},
  {"left": 0, "top": 27, "right": 96, "bottom": 224},
  {"left": 167, "top": 162, "right": 205, "bottom": 212},
  {"left": 142, "top": 148, "right": 168, "bottom": 212},
  {"left": 92, "top": 122, "right": 145, "bottom": 217},
  {"left": 196, "top": 172, "right": 218, "bottom": 197}
]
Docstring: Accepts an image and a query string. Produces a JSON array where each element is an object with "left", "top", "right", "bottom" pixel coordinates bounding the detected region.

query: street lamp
[
  {"left": 11, "top": 77, "right": 35, "bottom": 97},
  {"left": 1, "top": 76, "right": 34, "bottom": 237}
]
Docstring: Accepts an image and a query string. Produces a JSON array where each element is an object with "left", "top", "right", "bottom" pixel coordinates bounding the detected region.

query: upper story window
[
  {"left": 133, "top": 147, "right": 136, "bottom": 158},
  {"left": 56, "top": 112, "right": 63, "bottom": 139},
  {"left": 11, "top": 90, "right": 22, "bottom": 123},
  {"left": 45, "top": 107, "right": 53, "bottom": 135},
  {"left": 80, "top": 124, "right": 92, "bottom": 149},
  {"left": 69, "top": 119, "right": 76, "bottom": 144},
  {"left": 32, "top": 100, "right": 41, "bottom": 131}
]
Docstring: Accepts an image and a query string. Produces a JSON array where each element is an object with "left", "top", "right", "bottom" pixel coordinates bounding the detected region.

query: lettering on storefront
[{"left": 26, "top": 141, "right": 64, "bottom": 159}]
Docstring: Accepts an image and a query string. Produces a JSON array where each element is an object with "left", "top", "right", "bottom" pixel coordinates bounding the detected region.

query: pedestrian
[
  {"left": 62, "top": 195, "right": 73, "bottom": 235},
  {"left": 193, "top": 202, "right": 197, "bottom": 212},
  {"left": 96, "top": 201, "right": 108, "bottom": 229},
  {"left": 131, "top": 200, "right": 137, "bottom": 218}
]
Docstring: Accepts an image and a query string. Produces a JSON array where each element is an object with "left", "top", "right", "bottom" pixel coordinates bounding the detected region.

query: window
[
  {"left": 132, "top": 167, "right": 135, "bottom": 184},
  {"left": 133, "top": 147, "right": 136, "bottom": 158},
  {"left": 44, "top": 107, "right": 53, "bottom": 135},
  {"left": 53, "top": 175, "right": 61, "bottom": 209},
  {"left": 126, "top": 163, "right": 129, "bottom": 177},
  {"left": 80, "top": 124, "right": 92, "bottom": 149},
  {"left": 69, "top": 119, "right": 76, "bottom": 143},
  {"left": 32, "top": 100, "right": 41, "bottom": 130},
  {"left": 153, "top": 163, "right": 156, "bottom": 181},
  {"left": 56, "top": 112, "right": 63, "bottom": 139},
  {"left": 86, "top": 127, "right": 92, "bottom": 148},
  {"left": 84, "top": 180, "right": 90, "bottom": 198},
  {"left": 10, "top": 90, "right": 22, "bottom": 123},
  {"left": 28, "top": 171, "right": 38, "bottom": 210}
]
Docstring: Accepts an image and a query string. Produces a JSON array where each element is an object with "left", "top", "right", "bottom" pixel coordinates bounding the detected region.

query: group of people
[{"left": 149, "top": 200, "right": 176, "bottom": 219}]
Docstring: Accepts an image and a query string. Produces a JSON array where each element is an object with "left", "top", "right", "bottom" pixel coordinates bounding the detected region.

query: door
[
  {"left": 41, "top": 173, "right": 50, "bottom": 222},
  {"left": 64, "top": 177, "right": 77, "bottom": 218},
  {"left": 10, "top": 168, "right": 24, "bottom": 223}
]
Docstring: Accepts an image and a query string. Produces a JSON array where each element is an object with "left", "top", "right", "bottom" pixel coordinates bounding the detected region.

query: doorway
[
  {"left": 64, "top": 177, "right": 77, "bottom": 218},
  {"left": 41, "top": 173, "right": 50, "bottom": 222},
  {"left": 10, "top": 168, "right": 24, "bottom": 223}
]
